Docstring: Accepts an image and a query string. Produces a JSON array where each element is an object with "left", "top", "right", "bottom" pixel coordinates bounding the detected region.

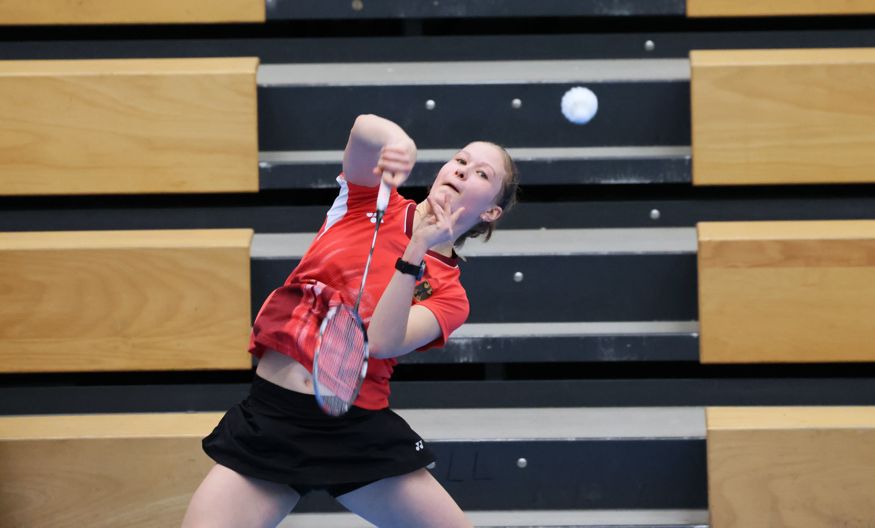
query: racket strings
[
  {"left": 315, "top": 309, "right": 367, "bottom": 413},
  {"left": 314, "top": 203, "right": 384, "bottom": 416}
]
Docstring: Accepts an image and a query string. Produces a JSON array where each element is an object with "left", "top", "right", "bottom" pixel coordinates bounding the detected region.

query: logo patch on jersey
[
  {"left": 413, "top": 280, "right": 433, "bottom": 302},
  {"left": 365, "top": 212, "right": 385, "bottom": 224}
]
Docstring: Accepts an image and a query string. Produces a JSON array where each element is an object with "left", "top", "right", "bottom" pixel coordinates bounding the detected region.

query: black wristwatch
[{"left": 395, "top": 257, "right": 426, "bottom": 280}]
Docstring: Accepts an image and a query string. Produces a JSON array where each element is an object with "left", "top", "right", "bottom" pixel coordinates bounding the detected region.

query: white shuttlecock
[{"left": 560, "top": 86, "right": 598, "bottom": 125}]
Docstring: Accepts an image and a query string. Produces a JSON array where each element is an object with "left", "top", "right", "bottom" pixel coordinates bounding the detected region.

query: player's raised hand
[
  {"left": 413, "top": 194, "right": 465, "bottom": 249},
  {"left": 373, "top": 141, "right": 416, "bottom": 188}
]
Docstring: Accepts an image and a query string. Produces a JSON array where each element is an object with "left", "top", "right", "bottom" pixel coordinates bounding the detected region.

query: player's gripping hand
[{"left": 373, "top": 140, "right": 416, "bottom": 188}]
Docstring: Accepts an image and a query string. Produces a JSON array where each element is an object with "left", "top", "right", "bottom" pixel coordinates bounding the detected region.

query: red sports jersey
[{"left": 249, "top": 175, "right": 470, "bottom": 410}]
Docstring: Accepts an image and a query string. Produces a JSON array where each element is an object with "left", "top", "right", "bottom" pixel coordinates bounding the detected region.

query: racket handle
[{"left": 376, "top": 178, "right": 391, "bottom": 212}]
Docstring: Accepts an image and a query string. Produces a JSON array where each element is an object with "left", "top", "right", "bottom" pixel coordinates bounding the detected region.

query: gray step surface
[
  {"left": 250, "top": 228, "right": 698, "bottom": 259},
  {"left": 279, "top": 509, "right": 709, "bottom": 527},
  {"left": 396, "top": 407, "right": 705, "bottom": 441},
  {"left": 257, "top": 59, "right": 691, "bottom": 86},
  {"left": 265, "top": 0, "right": 687, "bottom": 20}
]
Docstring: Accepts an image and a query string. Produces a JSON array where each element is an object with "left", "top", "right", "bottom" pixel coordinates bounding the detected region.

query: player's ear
[{"left": 480, "top": 205, "right": 502, "bottom": 223}]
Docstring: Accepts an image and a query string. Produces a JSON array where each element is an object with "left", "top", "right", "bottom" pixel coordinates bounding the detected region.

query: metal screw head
[
  {"left": 513, "top": 271, "right": 524, "bottom": 283},
  {"left": 511, "top": 98, "right": 522, "bottom": 109},
  {"left": 645, "top": 40, "right": 655, "bottom": 52},
  {"left": 352, "top": 0, "right": 364, "bottom": 11},
  {"left": 650, "top": 209, "right": 661, "bottom": 220},
  {"left": 425, "top": 99, "right": 436, "bottom": 110},
  {"left": 517, "top": 458, "right": 528, "bottom": 469}
]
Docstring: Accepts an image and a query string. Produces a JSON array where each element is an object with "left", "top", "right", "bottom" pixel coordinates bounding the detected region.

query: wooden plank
[
  {"left": 0, "top": 229, "right": 253, "bottom": 372},
  {"left": 707, "top": 407, "right": 875, "bottom": 527},
  {"left": 688, "top": 0, "right": 875, "bottom": 17},
  {"left": 697, "top": 220, "right": 875, "bottom": 363},
  {"left": 0, "top": 58, "right": 259, "bottom": 195},
  {"left": 0, "top": 0, "right": 265, "bottom": 25},
  {"left": 690, "top": 48, "right": 875, "bottom": 185},
  {"left": 0, "top": 412, "right": 221, "bottom": 528}
]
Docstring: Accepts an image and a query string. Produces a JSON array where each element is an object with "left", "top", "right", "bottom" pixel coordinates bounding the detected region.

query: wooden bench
[
  {"left": 688, "top": 0, "right": 875, "bottom": 17},
  {"left": 698, "top": 220, "right": 875, "bottom": 363},
  {"left": 0, "top": 58, "right": 259, "bottom": 196},
  {"left": 691, "top": 48, "right": 875, "bottom": 185},
  {"left": 707, "top": 406, "right": 875, "bottom": 527},
  {"left": 0, "top": 0, "right": 265, "bottom": 25},
  {"left": 0, "top": 229, "right": 253, "bottom": 373},
  {"left": 0, "top": 412, "right": 220, "bottom": 528}
]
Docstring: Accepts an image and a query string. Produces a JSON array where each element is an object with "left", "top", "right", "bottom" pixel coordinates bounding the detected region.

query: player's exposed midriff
[{"left": 255, "top": 348, "right": 316, "bottom": 395}]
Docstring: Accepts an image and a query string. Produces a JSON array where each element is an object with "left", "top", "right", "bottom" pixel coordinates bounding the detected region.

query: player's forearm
[
  {"left": 344, "top": 114, "right": 416, "bottom": 188},
  {"left": 368, "top": 239, "right": 429, "bottom": 358},
  {"left": 350, "top": 114, "right": 413, "bottom": 150}
]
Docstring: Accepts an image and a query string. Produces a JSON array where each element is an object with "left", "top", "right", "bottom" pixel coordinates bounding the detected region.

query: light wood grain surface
[
  {"left": 0, "top": 57, "right": 259, "bottom": 195},
  {"left": 0, "top": 229, "right": 254, "bottom": 372},
  {"left": 688, "top": 0, "right": 875, "bottom": 17},
  {"left": 707, "top": 406, "right": 875, "bottom": 527},
  {"left": 698, "top": 220, "right": 875, "bottom": 363},
  {"left": 691, "top": 48, "right": 875, "bottom": 185},
  {"left": 0, "top": 0, "right": 265, "bottom": 25},
  {"left": 0, "top": 412, "right": 223, "bottom": 528}
]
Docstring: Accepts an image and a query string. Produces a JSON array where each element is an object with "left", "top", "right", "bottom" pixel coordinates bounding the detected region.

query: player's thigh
[
  {"left": 181, "top": 463, "right": 300, "bottom": 528},
  {"left": 336, "top": 468, "right": 472, "bottom": 528}
]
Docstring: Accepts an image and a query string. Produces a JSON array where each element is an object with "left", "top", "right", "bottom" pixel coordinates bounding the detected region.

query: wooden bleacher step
[
  {"left": 698, "top": 220, "right": 875, "bottom": 363},
  {"left": 0, "top": 58, "right": 259, "bottom": 196},
  {"left": 0, "top": 0, "right": 265, "bottom": 25},
  {"left": 0, "top": 229, "right": 253, "bottom": 373},
  {"left": 687, "top": 0, "right": 875, "bottom": 17},
  {"left": 691, "top": 48, "right": 875, "bottom": 185},
  {"left": 707, "top": 406, "right": 875, "bottom": 527}
]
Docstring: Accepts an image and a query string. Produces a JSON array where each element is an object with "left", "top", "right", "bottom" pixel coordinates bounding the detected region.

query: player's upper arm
[
  {"left": 379, "top": 305, "right": 442, "bottom": 359},
  {"left": 343, "top": 114, "right": 414, "bottom": 187},
  {"left": 342, "top": 115, "right": 382, "bottom": 187}
]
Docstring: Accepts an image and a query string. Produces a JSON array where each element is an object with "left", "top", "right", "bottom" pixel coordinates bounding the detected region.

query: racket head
[{"left": 312, "top": 304, "right": 369, "bottom": 416}]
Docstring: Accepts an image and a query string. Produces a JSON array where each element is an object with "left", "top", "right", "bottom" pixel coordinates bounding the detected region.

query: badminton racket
[{"left": 313, "top": 179, "right": 391, "bottom": 416}]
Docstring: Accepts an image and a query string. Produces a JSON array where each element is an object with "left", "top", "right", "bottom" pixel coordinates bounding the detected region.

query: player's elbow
[
  {"left": 351, "top": 114, "right": 380, "bottom": 137},
  {"left": 352, "top": 113, "right": 372, "bottom": 127},
  {"left": 368, "top": 338, "right": 406, "bottom": 360}
]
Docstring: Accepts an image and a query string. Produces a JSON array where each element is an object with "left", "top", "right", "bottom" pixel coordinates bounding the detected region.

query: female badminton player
[{"left": 182, "top": 114, "right": 519, "bottom": 528}]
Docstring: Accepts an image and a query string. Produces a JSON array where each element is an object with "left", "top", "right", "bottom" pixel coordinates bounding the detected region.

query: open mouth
[{"left": 443, "top": 183, "right": 460, "bottom": 193}]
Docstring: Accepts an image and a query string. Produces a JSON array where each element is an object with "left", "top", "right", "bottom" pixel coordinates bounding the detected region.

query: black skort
[{"left": 202, "top": 373, "right": 435, "bottom": 498}]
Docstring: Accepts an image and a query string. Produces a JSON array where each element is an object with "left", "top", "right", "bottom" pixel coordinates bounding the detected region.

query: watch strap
[{"left": 395, "top": 257, "right": 425, "bottom": 280}]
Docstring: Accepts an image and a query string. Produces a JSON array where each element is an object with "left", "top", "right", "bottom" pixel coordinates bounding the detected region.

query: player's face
[{"left": 429, "top": 142, "right": 506, "bottom": 228}]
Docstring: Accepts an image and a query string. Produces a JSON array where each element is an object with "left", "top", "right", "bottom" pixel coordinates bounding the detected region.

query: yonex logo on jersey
[
  {"left": 365, "top": 212, "right": 385, "bottom": 224},
  {"left": 415, "top": 440, "right": 424, "bottom": 451}
]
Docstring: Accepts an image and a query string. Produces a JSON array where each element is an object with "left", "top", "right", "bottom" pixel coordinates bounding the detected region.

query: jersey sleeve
[{"left": 414, "top": 276, "right": 470, "bottom": 351}]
